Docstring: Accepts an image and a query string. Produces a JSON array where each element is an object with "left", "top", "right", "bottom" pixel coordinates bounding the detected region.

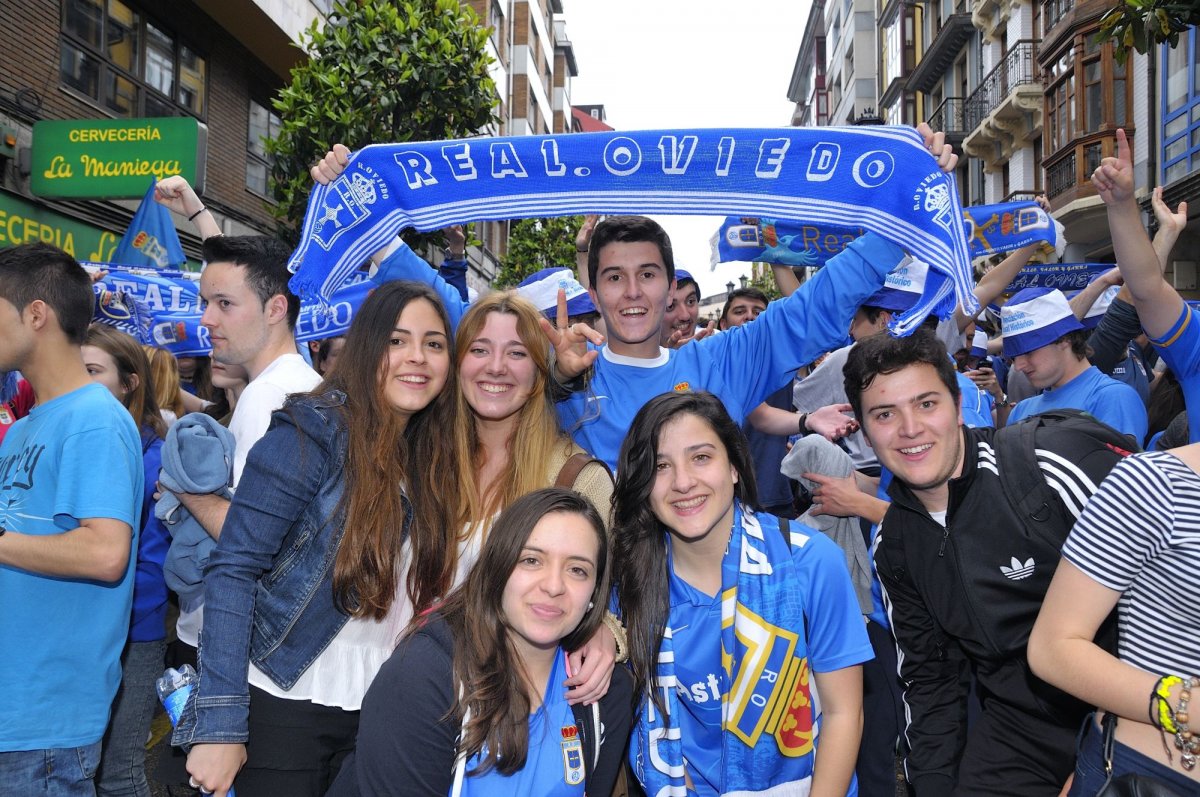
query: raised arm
[
  {"left": 156, "top": 175, "right": 223, "bottom": 240},
  {"left": 1151, "top": 185, "right": 1188, "bottom": 270},
  {"left": 954, "top": 241, "right": 1040, "bottom": 331},
  {"left": 771, "top": 263, "right": 802, "bottom": 297},
  {"left": 1092, "top": 129, "right": 1185, "bottom": 339}
]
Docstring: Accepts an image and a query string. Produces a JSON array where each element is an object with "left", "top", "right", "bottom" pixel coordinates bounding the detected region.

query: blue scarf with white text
[{"left": 286, "top": 127, "right": 976, "bottom": 335}]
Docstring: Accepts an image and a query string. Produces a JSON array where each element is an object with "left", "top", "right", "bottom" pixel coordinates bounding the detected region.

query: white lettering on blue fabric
[
  {"left": 659, "top": 135, "right": 698, "bottom": 175},
  {"left": 441, "top": 143, "right": 477, "bottom": 181},
  {"left": 393, "top": 152, "right": 438, "bottom": 189},
  {"left": 806, "top": 143, "right": 840, "bottom": 182},
  {"left": 489, "top": 142, "right": 528, "bottom": 178},
  {"left": 541, "top": 139, "right": 567, "bottom": 176},
  {"left": 755, "top": 138, "right": 791, "bottom": 178},
  {"left": 715, "top": 137, "right": 735, "bottom": 176},
  {"left": 853, "top": 150, "right": 896, "bottom": 188},
  {"left": 603, "top": 136, "right": 643, "bottom": 176}
]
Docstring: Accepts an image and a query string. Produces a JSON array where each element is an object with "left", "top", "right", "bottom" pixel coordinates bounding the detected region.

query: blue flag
[
  {"left": 286, "top": 126, "right": 976, "bottom": 334},
  {"left": 110, "top": 178, "right": 188, "bottom": 269},
  {"left": 711, "top": 201, "right": 1058, "bottom": 270}
]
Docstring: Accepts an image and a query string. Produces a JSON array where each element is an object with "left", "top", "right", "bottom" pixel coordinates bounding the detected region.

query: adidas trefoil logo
[{"left": 1001, "top": 557, "right": 1035, "bottom": 580}]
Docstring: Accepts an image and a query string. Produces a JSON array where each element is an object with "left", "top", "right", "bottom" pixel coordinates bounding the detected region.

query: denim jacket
[{"left": 172, "top": 390, "right": 411, "bottom": 745}]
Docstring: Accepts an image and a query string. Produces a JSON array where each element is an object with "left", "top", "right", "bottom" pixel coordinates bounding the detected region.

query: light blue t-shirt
[
  {"left": 1008, "top": 364, "right": 1148, "bottom": 442},
  {"left": 1150, "top": 304, "right": 1199, "bottom": 444},
  {"left": 461, "top": 646, "right": 585, "bottom": 796},
  {"left": 0, "top": 383, "right": 142, "bottom": 751},
  {"left": 558, "top": 233, "right": 906, "bottom": 470}
]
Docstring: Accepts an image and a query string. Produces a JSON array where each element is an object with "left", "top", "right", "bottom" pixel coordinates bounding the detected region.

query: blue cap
[
  {"left": 516, "top": 268, "right": 596, "bottom": 317},
  {"left": 862, "top": 258, "right": 930, "bottom": 312},
  {"left": 1072, "top": 284, "right": 1120, "bottom": 330},
  {"left": 969, "top": 329, "right": 989, "bottom": 360},
  {"left": 1000, "top": 287, "right": 1085, "bottom": 357}
]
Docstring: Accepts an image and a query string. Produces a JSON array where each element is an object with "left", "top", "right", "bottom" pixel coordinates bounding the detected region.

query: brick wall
[{"left": 0, "top": 0, "right": 285, "bottom": 233}]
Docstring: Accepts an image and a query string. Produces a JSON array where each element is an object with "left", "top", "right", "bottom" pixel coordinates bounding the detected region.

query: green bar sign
[
  {"left": 31, "top": 117, "right": 207, "bottom": 199},
  {"left": 0, "top": 189, "right": 122, "bottom": 260}
]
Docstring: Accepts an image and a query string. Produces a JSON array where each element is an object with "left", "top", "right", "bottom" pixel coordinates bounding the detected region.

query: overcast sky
[{"left": 564, "top": 0, "right": 814, "bottom": 299}]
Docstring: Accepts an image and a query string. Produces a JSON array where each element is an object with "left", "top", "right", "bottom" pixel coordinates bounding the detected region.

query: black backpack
[{"left": 994, "top": 408, "right": 1139, "bottom": 550}]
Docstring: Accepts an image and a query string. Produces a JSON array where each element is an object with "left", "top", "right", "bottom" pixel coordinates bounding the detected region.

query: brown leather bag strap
[{"left": 555, "top": 452, "right": 600, "bottom": 489}]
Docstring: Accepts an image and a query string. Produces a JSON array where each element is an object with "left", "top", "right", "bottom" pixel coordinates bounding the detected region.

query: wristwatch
[{"left": 442, "top": 248, "right": 466, "bottom": 261}]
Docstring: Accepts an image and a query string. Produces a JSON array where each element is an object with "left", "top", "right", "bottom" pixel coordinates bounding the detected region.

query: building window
[
  {"left": 1043, "top": 29, "right": 1131, "bottom": 158},
  {"left": 246, "top": 99, "right": 280, "bottom": 198},
  {"left": 1162, "top": 29, "right": 1200, "bottom": 184},
  {"left": 60, "top": 0, "right": 206, "bottom": 118},
  {"left": 489, "top": 0, "right": 504, "bottom": 52}
]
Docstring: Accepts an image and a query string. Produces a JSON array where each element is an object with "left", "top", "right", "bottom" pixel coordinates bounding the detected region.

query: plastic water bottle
[{"left": 156, "top": 665, "right": 235, "bottom": 796}]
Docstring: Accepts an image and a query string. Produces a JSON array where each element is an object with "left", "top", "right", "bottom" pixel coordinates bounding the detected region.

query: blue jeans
[
  {"left": 1068, "top": 713, "right": 1198, "bottom": 796},
  {"left": 96, "top": 639, "right": 167, "bottom": 797},
  {"left": 0, "top": 742, "right": 102, "bottom": 796}
]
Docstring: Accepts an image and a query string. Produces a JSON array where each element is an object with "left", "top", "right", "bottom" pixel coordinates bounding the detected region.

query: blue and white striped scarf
[
  {"left": 631, "top": 506, "right": 822, "bottom": 796},
  {"left": 286, "top": 127, "right": 975, "bottom": 334}
]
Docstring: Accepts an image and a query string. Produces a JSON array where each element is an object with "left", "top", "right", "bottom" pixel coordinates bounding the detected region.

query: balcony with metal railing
[
  {"left": 962, "top": 40, "right": 1043, "bottom": 168},
  {"left": 927, "top": 97, "right": 970, "bottom": 144}
]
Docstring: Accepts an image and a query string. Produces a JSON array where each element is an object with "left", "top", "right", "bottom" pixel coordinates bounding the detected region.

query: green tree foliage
[
  {"left": 747, "top": 266, "right": 784, "bottom": 301},
  {"left": 493, "top": 216, "right": 584, "bottom": 288},
  {"left": 266, "top": 0, "right": 498, "bottom": 242},
  {"left": 1098, "top": 0, "right": 1200, "bottom": 65}
]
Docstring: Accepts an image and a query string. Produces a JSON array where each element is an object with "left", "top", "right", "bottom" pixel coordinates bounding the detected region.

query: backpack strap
[
  {"left": 994, "top": 416, "right": 1061, "bottom": 526},
  {"left": 555, "top": 452, "right": 605, "bottom": 489}
]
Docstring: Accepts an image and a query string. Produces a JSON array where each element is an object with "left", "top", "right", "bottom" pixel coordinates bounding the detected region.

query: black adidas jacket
[{"left": 875, "top": 424, "right": 1122, "bottom": 796}]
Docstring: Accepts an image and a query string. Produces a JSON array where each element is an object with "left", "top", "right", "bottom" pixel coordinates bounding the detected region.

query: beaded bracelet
[{"left": 1174, "top": 676, "right": 1199, "bottom": 771}]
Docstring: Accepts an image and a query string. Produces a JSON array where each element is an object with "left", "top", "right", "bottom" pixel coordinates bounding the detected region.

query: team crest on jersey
[
  {"left": 561, "top": 724, "right": 584, "bottom": 785},
  {"left": 673, "top": 382, "right": 690, "bottom": 392}
]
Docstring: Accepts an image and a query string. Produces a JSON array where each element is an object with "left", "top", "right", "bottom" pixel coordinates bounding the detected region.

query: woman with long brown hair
[
  {"left": 329, "top": 488, "right": 633, "bottom": 797},
  {"left": 174, "top": 281, "right": 460, "bottom": 797},
  {"left": 81, "top": 324, "right": 171, "bottom": 797}
]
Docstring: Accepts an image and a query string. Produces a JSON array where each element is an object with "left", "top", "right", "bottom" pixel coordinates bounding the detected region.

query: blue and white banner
[
  {"left": 110, "top": 179, "right": 189, "bottom": 270},
  {"left": 1003, "top": 262, "right": 1114, "bottom": 293},
  {"left": 963, "top": 200, "right": 1058, "bottom": 258},
  {"left": 295, "top": 271, "right": 374, "bottom": 343},
  {"left": 92, "top": 285, "right": 154, "bottom": 345},
  {"left": 710, "top": 200, "right": 1057, "bottom": 270},
  {"left": 86, "top": 262, "right": 375, "bottom": 352},
  {"left": 287, "top": 126, "right": 977, "bottom": 333},
  {"left": 83, "top": 262, "right": 209, "bottom": 356}
]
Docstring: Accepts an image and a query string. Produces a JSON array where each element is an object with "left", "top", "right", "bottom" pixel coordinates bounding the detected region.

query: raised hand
[
  {"left": 575, "top": 214, "right": 599, "bottom": 253},
  {"left": 1151, "top": 185, "right": 1188, "bottom": 236},
  {"left": 311, "top": 143, "right": 351, "bottom": 186},
  {"left": 1091, "top": 128, "right": 1135, "bottom": 206},
  {"left": 916, "top": 122, "right": 958, "bottom": 174},
  {"left": 154, "top": 175, "right": 203, "bottom": 217},
  {"left": 539, "top": 288, "right": 604, "bottom": 379}
]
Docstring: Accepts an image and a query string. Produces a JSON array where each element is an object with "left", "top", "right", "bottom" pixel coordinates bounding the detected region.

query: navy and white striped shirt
[{"left": 1063, "top": 451, "right": 1200, "bottom": 675}]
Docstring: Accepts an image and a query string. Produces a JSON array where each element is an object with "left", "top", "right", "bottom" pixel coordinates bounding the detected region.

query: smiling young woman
[
  {"left": 612, "top": 391, "right": 873, "bottom": 797},
  {"left": 328, "top": 488, "right": 633, "bottom": 797},
  {"left": 174, "top": 282, "right": 460, "bottom": 797}
]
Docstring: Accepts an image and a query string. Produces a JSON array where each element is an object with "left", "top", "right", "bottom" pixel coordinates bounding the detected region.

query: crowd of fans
[{"left": 0, "top": 122, "right": 1196, "bottom": 797}]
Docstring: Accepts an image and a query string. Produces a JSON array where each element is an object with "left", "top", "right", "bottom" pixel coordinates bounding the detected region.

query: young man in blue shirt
[
  {"left": 0, "top": 243, "right": 144, "bottom": 796},
  {"left": 1001, "top": 286, "right": 1148, "bottom": 443}
]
